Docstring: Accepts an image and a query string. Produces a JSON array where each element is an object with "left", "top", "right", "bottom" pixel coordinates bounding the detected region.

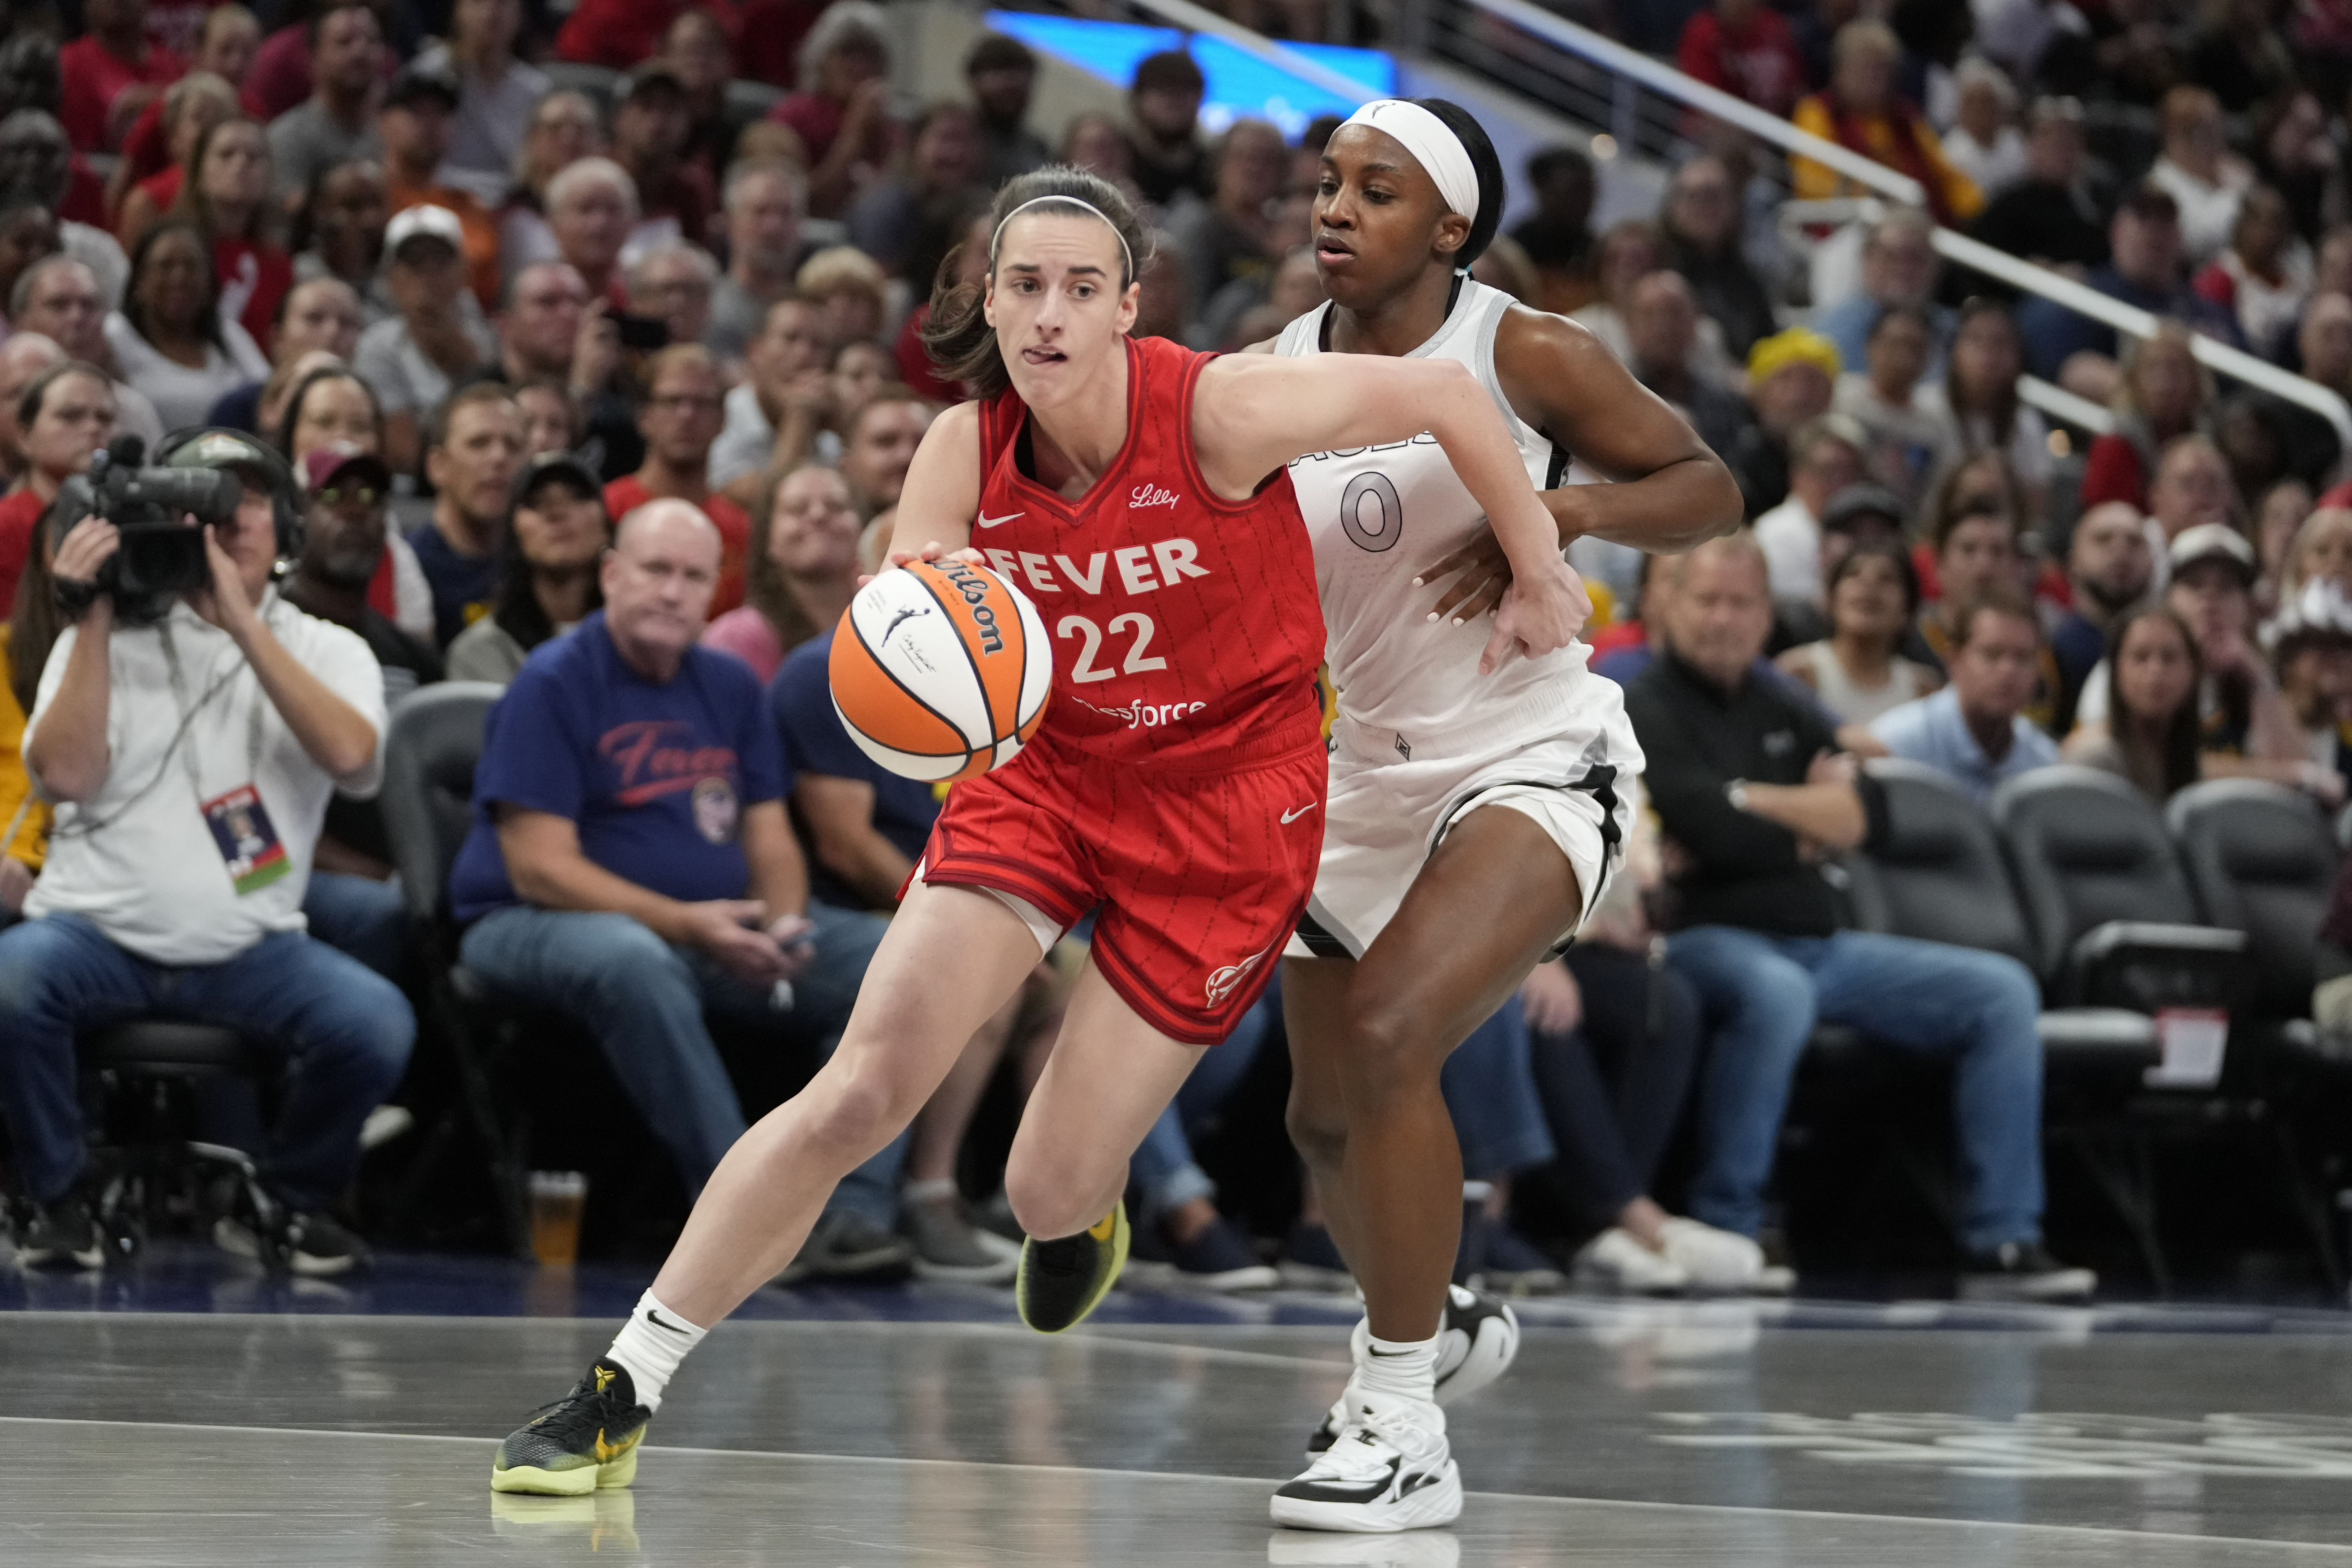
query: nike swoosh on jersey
[
  {"left": 1281, "top": 803, "right": 1319, "bottom": 823},
  {"left": 976, "top": 511, "right": 1023, "bottom": 528}
]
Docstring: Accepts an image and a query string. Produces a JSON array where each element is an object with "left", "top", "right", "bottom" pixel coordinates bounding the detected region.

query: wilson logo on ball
[{"left": 830, "top": 559, "right": 1052, "bottom": 783}]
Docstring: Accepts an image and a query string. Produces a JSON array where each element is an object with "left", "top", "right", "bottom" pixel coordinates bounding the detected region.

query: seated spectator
[
  {"left": 1167, "top": 119, "right": 1288, "bottom": 327},
  {"left": 847, "top": 103, "right": 984, "bottom": 281},
  {"left": 15, "top": 256, "right": 165, "bottom": 445},
  {"left": 0, "top": 190, "right": 62, "bottom": 335},
  {"left": 1776, "top": 538, "right": 1939, "bottom": 726},
  {"left": 1124, "top": 48, "right": 1210, "bottom": 210},
  {"left": 2277, "top": 505, "right": 2352, "bottom": 614},
  {"left": 659, "top": 10, "right": 736, "bottom": 182},
  {"left": 831, "top": 340, "right": 897, "bottom": 421},
  {"left": 264, "top": 3, "right": 381, "bottom": 208},
  {"left": 107, "top": 9, "right": 259, "bottom": 224},
  {"left": 2016, "top": 183, "right": 2242, "bottom": 396},
  {"left": 2051, "top": 501, "right": 2157, "bottom": 734},
  {"left": 1569, "top": 219, "right": 1664, "bottom": 367},
  {"left": 279, "top": 444, "right": 439, "bottom": 979},
  {"left": 2063, "top": 604, "right": 2207, "bottom": 800},
  {"left": 1832, "top": 305, "right": 1943, "bottom": 505},
  {"left": 708, "top": 163, "right": 810, "bottom": 362},
  {"left": 2195, "top": 185, "right": 2311, "bottom": 361},
  {"left": 292, "top": 160, "right": 391, "bottom": 324},
  {"left": 1626, "top": 533, "right": 2090, "bottom": 1300},
  {"left": 1870, "top": 585, "right": 2060, "bottom": 802},
  {"left": 967, "top": 33, "right": 1048, "bottom": 187},
  {"left": 543, "top": 157, "right": 638, "bottom": 307},
  {"left": 1056, "top": 111, "right": 1145, "bottom": 212},
  {"left": 112, "top": 70, "right": 238, "bottom": 250},
  {"left": 2145, "top": 431, "right": 2238, "bottom": 548},
  {"left": 0, "top": 363, "right": 115, "bottom": 612},
  {"left": 1970, "top": 96, "right": 2109, "bottom": 278},
  {"left": 1509, "top": 145, "right": 1596, "bottom": 316},
  {"left": 1773, "top": 481, "right": 1910, "bottom": 653},
  {"left": 1791, "top": 20, "right": 1981, "bottom": 224},
  {"left": 0, "top": 427, "right": 410, "bottom": 1274},
  {"left": 379, "top": 65, "right": 501, "bottom": 312},
  {"left": 605, "top": 344, "right": 753, "bottom": 616},
  {"left": 2254, "top": 479, "right": 2318, "bottom": 613},
  {"left": 767, "top": 3, "right": 894, "bottom": 219},
  {"left": 0, "top": 110, "right": 132, "bottom": 312},
  {"left": 1921, "top": 299, "right": 2052, "bottom": 503},
  {"left": 1814, "top": 209, "right": 1951, "bottom": 388},
  {"left": 413, "top": 382, "right": 524, "bottom": 647},
  {"left": 245, "top": 0, "right": 405, "bottom": 126},
  {"left": 2267, "top": 578, "right": 2352, "bottom": 793},
  {"left": 1724, "top": 327, "right": 1838, "bottom": 519},
  {"left": 447, "top": 498, "right": 911, "bottom": 1278},
  {"left": 487, "top": 260, "right": 636, "bottom": 478},
  {"left": 1658, "top": 154, "right": 1773, "bottom": 364},
  {"left": 627, "top": 242, "right": 719, "bottom": 352},
  {"left": 354, "top": 207, "right": 496, "bottom": 474},
  {"left": 446, "top": 450, "right": 610, "bottom": 685},
  {"left": 172, "top": 117, "right": 290, "bottom": 352},
  {"left": 273, "top": 361, "right": 429, "bottom": 645},
  {"left": 205, "top": 276, "right": 362, "bottom": 430},
  {"left": 1942, "top": 58, "right": 2027, "bottom": 203},
  {"left": 1675, "top": 0, "right": 1804, "bottom": 116},
  {"left": 838, "top": 390, "right": 932, "bottom": 515},
  {"left": 2150, "top": 85, "right": 2253, "bottom": 267},
  {"left": 0, "top": 334, "right": 67, "bottom": 487},
  {"left": 1626, "top": 271, "right": 1750, "bottom": 458},
  {"left": 714, "top": 295, "right": 832, "bottom": 502},
  {"left": 60, "top": 0, "right": 185, "bottom": 155},
  {"left": 494, "top": 92, "right": 606, "bottom": 289},
  {"left": 704, "top": 463, "right": 858, "bottom": 683},
  {"left": 104, "top": 219, "right": 269, "bottom": 430},
  {"left": 612, "top": 63, "right": 714, "bottom": 250},
  {"left": 514, "top": 377, "right": 580, "bottom": 463},
  {"left": 411, "top": 0, "right": 548, "bottom": 208},
  {"left": 1752, "top": 412, "right": 1867, "bottom": 611}
]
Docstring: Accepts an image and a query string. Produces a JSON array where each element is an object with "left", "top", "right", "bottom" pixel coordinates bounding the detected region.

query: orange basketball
[{"left": 829, "top": 558, "right": 1053, "bottom": 781}]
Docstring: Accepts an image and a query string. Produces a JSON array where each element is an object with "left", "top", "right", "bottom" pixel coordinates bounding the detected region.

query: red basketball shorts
[{"left": 913, "top": 736, "right": 1327, "bottom": 1045}]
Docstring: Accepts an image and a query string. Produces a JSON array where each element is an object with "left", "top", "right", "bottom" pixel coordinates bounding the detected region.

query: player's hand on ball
[
  {"left": 861, "top": 541, "right": 989, "bottom": 588},
  {"left": 1482, "top": 558, "right": 1589, "bottom": 674}
]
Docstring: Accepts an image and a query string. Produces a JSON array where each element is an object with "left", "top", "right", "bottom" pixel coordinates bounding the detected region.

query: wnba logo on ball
[{"left": 1205, "top": 946, "right": 1271, "bottom": 1007}]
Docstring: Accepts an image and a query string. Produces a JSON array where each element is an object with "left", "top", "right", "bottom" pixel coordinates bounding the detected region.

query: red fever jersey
[{"left": 916, "top": 333, "right": 1330, "bottom": 1044}]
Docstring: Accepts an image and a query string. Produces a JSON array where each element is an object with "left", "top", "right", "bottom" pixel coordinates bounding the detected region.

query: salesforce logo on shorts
[{"left": 1072, "top": 694, "right": 1208, "bottom": 730}]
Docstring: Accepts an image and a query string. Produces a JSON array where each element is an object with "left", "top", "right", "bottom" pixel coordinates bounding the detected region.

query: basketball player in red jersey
[{"left": 489, "top": 166, "right": 1590, "bottom": 1500}]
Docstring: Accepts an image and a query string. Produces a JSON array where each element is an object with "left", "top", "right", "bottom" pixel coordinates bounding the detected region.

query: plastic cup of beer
[{"left": 528, "top": 1171, "right": 587, "bottom": 1267}]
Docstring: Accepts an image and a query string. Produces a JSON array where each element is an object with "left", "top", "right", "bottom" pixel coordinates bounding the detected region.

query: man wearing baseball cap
[
  {"left": 380, "top": 63, "right": 502, "bottom": 308},
  {"left": 353, "top": 204, "right": 497, "bottom": 473},
  {"left": 445, "top": 448, "right": 611, "bottom": 685}
]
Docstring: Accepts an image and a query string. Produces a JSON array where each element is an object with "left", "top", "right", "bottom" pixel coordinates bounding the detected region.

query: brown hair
[
  {"left": 744, "top": 459, "right": 849, "bottom": 652},
  {"left": 1948, "top": 581, "right": 2039, "bottom": 649},
  {"left": 2106, "top": 603, "right": 2204, "bottom": 799},
  {"left": 920, "top": 166, "right": 1149, "bottom": 402}
]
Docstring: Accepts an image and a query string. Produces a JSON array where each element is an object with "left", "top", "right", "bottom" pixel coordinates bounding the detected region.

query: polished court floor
[{"left": 10, "top": 1253, "right": 2352, "bottom": 1564}]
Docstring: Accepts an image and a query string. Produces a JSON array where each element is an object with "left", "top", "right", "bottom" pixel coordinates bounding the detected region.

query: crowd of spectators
[{"left": 0, "top": 0, "right": 2348, "bottom": 1298}]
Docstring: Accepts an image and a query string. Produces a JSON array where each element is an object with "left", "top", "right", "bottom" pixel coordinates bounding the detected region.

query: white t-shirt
[
  {"left": 23, "top": 595, "right": 388, "bottom": 965},
  {"left": 1754, "top": 494, "right": 1823, "bottom": 607},
  {"left": 102, "top": 312, "right": 269, "bottom": 432}
]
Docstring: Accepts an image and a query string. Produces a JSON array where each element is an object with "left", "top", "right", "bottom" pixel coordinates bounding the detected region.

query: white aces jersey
[{"left": 1274, "top": 278, "right": 1604, "bottom": 755}]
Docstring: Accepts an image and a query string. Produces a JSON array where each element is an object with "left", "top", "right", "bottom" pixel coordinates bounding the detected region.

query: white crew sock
[
  {"left": 1357, "top": 1331, "right": 1441, "bottom": 1406},
  {"left": 603, "top": 1289, "right": 707, "bottom": 1411},
  {"left": 903, "top": 1177, "right": 958, "bottom": 1205}
]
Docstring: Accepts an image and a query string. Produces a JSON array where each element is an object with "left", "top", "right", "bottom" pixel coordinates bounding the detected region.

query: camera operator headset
[{"left": 29, "top": 429, "right": 381, "bottom": 847}]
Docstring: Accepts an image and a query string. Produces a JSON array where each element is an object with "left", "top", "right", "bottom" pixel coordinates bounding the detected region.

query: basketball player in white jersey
[{"left": 1252, "top": 99, "right": 1745, "bottom": 1533}]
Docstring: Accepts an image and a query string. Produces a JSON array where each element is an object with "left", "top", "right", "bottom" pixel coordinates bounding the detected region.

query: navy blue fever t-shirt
[
  {"left": 771, "top": 629, "right": 942, "bottom": 911},
  {"left": 450, "top": 611, "right": 789, "bottom": 921}
]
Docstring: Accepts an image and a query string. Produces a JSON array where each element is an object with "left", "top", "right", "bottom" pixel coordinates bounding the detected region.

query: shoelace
[{"left": 1307, "top": 1400, "right": 1443, "bottom": 1481}]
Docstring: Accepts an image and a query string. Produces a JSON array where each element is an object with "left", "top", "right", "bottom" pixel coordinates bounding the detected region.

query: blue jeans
[
  {"left": 0, "top": 913, "right": 416, "bottom": 1210},
  {"left": 458, "top": 902, "right": 904, "bottom": 1219},
  {"left": 1666, "top": 926, "right": 2046, "bottom": 1254},
  {"left": 1131, "top": 993, "right": 1276, "bottom": 1218},
  {"left": 303, "top": 871, "right": 408, "bottom": 981},
  {"left": 1440, "top": 994, "right": 1557, "bottom": 1181}
]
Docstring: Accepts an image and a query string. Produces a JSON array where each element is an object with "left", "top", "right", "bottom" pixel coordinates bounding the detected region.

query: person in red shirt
[
  {"left": 378, "top": 65, "right": 503, "bottom": 310},
  {"left": 114, "top": 72, "right": 239, "bottom": 252},
  {"left": 0, "top": 362, "right": 116, "bottom": 615},
  {"left": 110, "top": 5, "right": 263, "bottom": 217},
  {"left": 604, "top": 344, "right": 753, "bottom": 615},
  {"left": 612, "top": 64, "right": 714, "bottom": 248},
  {"left": 170, "top": 116, "right": 292, "bottom": 353},
  {"left": 1675, "top": 0, "right": 1806, "bottom": 117},
  {"left": 60, "top": 0, "right": 187, "bottom": 153},
  {"left": 554, "top": 0, "right": 722, "bottom": 71},
  {"left": 765, "top": 2, "right": 893, "bottom": 218}
]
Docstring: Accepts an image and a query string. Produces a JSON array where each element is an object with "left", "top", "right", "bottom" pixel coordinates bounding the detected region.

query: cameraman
[{"left": 0, "top": 429, "right": 414, "bottom": 1275}]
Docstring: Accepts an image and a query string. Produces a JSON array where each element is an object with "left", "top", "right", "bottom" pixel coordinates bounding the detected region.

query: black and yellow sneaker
[
  {"left": 1015, "top": 1204, "right": 1131, "bottom": 1333},
  {"left": 491, "top": 1361, "right": 652, "bottom": 1496}
]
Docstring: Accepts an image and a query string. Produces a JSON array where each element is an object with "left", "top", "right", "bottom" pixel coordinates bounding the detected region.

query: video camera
[{"left": 54, "top": 434, "right": 243, "bottom": 610}]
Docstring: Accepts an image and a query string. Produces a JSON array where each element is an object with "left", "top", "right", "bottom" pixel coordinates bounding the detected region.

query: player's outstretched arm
[
  {"left": 882, "top": 400, "right": 985, "bottom": 567},
  {"left": 1195, "top": 353, "right": 1587, "bottom": 672}
]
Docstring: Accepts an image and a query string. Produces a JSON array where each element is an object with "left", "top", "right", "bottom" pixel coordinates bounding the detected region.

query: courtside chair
[
  {"left": 78, "top": 1020, "right": 284, "bottom": 1267},
  {"left": 376, "top": 681, "right": 533, "bottom": 1259}
]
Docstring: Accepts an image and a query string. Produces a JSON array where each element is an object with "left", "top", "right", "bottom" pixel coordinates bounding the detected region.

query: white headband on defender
[
  {"left": 1339, "top": 99, "right": 1480, "bottom": 223},
  {"left": 989, "top": 195, "right": 1134, "bottom": 283}
]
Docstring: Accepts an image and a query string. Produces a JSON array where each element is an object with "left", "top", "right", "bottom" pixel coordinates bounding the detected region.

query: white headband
[
  {"left": 989, "top": 195, "right": 1134, "bottom": 284},
  {"left": 1339, "top": 99, "right": 1480, "bottom": 224}
]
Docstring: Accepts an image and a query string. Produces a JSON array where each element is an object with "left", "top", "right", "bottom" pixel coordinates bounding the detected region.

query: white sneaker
[
  {"left": 1272, "top": 1386, "right": 1462, "bottom": 1534},
  {"left": 1306, "top": 1285, "right": 1519, "bottom": 1458},
  {"left": 1656, "top": 1217, "right": 1766, "bottom": 1291},
  {"left": 1570, "top": 1227, "right": 1689, "bottom": 1294},
  {"left": 1267, "top": 1527, "right": 1463, "bottom": 1564}
]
